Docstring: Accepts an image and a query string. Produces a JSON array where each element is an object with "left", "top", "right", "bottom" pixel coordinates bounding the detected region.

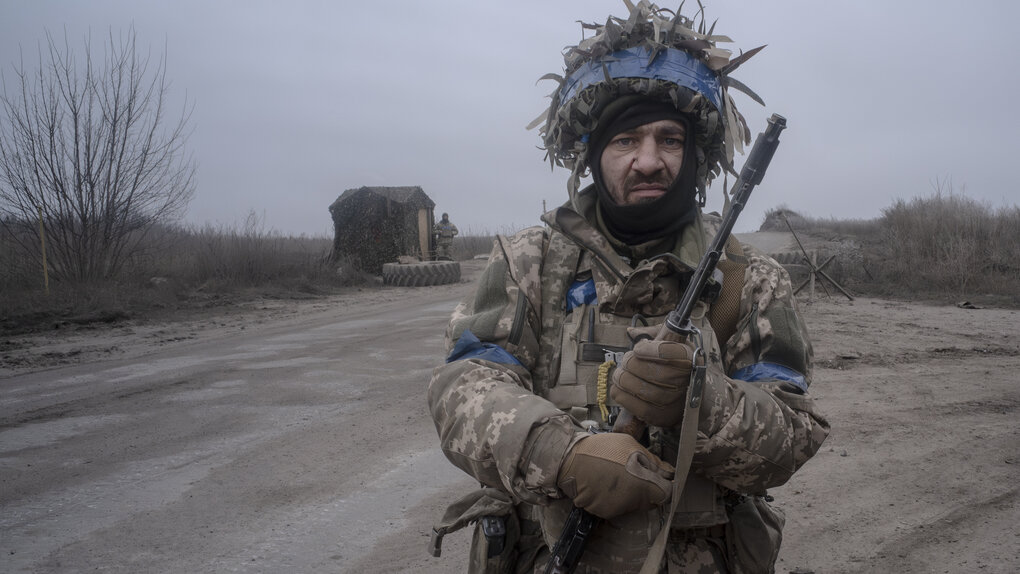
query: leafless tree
[{"left": 0, "top": 28, "right": 195, "bottom": 283}]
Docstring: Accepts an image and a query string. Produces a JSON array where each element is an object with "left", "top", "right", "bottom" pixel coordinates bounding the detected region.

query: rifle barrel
[{"left": 663, "top": 113, "right": 786, "bottom": 336}]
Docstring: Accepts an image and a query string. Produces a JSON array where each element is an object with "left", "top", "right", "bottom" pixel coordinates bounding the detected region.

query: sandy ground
[{"left": 2, "top": 255, "right": 1018, "bottom": 573}]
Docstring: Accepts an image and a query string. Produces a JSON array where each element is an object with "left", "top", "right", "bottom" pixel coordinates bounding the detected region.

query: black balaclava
[{"left": 589, "top": 97, "right": 699, "bottom": 245}]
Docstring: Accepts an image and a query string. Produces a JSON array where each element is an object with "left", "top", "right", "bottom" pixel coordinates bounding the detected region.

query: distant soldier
[{"left": 433, "top": 212, "right": 458, "bottom": 260}]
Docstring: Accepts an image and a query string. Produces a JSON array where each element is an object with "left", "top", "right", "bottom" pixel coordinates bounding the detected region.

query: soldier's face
[{"left": 599, "top": 119, "right": 686, "bottom": 205}]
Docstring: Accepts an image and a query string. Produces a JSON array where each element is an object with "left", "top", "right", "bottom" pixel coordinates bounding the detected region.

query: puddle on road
[
  {"left": 235, "top": 356, "right": 329, "bottom": 371},
  {"left": 166, "top": 386, "right": 247, "bottom": 403},
  {"left": 0, "top": 414, "right": 133, "bottom": 452},
  {"left": 166, "top": 378, "right": 250, "bottom": 403},
  {"left": 301, "top": 318, "right": 381, "bottom": 336},
  {"left": 263, "top": 331, "right": 333, "bottom": 343},
  {"left": 2, "top": 374, "right": 102, "bottom": 408},
  {"left": 419, "top": 301, "right": 460, "bottom": 314},
  {"left": 212, "top": 379, "right": 248, "bottom": 388},
  {"left": 103, "top": 355, "right": 221, "bottom": 383},
  {"left": 394, "top": 312, "right": 457, "bottom": 328},
  {"left": 232, "top": 342, "right": 305, "bottom": 353}
]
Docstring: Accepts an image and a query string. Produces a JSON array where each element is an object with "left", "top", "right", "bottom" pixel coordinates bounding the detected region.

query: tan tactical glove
[
  {"left": 556, "top": 433, "right": 674, "bottom": 519},
  {"left": 610, "top": 331, "right": 697, "bottom": 428}
]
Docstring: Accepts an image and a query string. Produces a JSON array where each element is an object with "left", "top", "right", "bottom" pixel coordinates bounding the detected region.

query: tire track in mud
[
  {"left": 844, "top": 488, "right": 1018, "bottom": 574},
  {"left": 817, "top": 345, "right": 1019, "bottom": 370},
  {"left": 0, "top": 378, "right": 197, "bottom": 429}
]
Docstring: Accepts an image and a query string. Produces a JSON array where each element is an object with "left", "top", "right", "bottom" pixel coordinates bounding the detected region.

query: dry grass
[
  {"left": 0, "top": 212, "right": 370, "bottom": 334},
  {"left": 448, "top": 224, "right": 528, "bottom": 261},
  {"left": 450, "top": 236, "right": 494, "bottom": 261},
  {"left": 765, "top": 188, "right": 1020, "bottom": 305},
  {"left": 873, "top": 194, "right": 1019, "bottom": 297},
  {"left": 3, "top": 192, "right": 1017, "bottom": 334}
]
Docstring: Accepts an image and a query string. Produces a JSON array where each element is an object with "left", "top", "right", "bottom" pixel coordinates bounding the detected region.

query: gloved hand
[
  {"left": 557, "top": 433, "right": 673, "bottom": 519},
  {"left": 610, "top": 329, "right": 697, "bottom": 428}
]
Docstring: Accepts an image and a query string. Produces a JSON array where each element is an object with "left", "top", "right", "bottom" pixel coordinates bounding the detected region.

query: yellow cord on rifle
[{"left": 597, "top": 360, "right": 613, "bottom": 422}]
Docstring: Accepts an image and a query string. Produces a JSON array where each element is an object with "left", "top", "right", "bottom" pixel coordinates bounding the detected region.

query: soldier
[
  {"left": 428, "top": 2, "right": 829, "bottom": 573},
  {"left": 434, "top": 212, "right": 459, "bottom": 260}
]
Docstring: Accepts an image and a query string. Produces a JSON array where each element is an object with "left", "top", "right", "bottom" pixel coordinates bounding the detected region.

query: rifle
[
  {"left": 543, "top": 506, "right": 599, "bottom": 574},
  {"left": 613, "top": 112, "right": 787, "bottom": 435},
  {"left": 546, "top": 113, "right": 787, "bottom": 574}
]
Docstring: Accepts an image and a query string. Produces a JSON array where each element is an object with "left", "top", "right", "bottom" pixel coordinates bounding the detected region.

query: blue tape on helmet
[{"left": 559, "top": 46, "right": 722, "bottom": 113}]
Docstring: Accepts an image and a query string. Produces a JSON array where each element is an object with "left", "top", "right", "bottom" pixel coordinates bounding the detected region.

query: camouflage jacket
[
  {"left": 435, "top": 221, "right": 459, "bottom": 240},
  {"left": 427, "top": 190, "right": 829, "bottom": 564}
]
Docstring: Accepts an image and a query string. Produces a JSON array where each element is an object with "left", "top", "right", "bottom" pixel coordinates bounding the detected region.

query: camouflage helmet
[{"left": 529, "top": 0, "right": 764, "bottom": 202}]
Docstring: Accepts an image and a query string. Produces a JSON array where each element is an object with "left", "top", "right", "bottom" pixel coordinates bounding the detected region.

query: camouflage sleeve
[
  {"left": 427, "top": 229, "right": 581, "bottom": 505},
  {"left": 725, "top": 247, "right": 814, "bottom": 386},
  {"left": 694, "top": 250, "right": 830, "bottom": 493}
]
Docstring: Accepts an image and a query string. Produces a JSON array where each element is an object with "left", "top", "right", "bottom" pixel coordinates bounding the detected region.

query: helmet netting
[{"left": 528, "top": 1, "right": 762, "bottom": 200}]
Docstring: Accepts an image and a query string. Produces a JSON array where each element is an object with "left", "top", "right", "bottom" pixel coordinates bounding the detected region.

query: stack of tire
[{"left": 381, "top": 261, "right": 461, "bottom": 286}]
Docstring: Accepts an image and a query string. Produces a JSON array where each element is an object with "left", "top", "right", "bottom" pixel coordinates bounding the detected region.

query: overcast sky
[{"left": 2, "top": 0, "right": 1018, "bottom": 236}]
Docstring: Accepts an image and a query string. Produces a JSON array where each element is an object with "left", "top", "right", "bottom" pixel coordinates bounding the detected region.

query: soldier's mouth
[{"left": 626, "top": 186, "right": 667, "bottom": 203}]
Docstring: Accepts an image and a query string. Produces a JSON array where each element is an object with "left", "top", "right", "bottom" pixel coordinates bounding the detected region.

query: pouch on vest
[
  {"left": 723, "top": 494, "right": 786, "bottom": 574},
  {"left": 430, "top": 487, "right": 518, "bottom": 574},
  {"left": 548, "top": 303, "right": 630, "bottom": 427},
  {"left": 540, "top": 497, "right": 660, "bottom": 572},
  {"left": 430, "top": 488, "right": 547, "bottom": 574},
  {"left": 469, "top": 514, "right": 521, "bottom": 574}
]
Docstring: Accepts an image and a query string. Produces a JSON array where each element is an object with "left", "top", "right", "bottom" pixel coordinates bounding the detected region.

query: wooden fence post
[
  {"left": 810, "top": 251, "right": 816, "bottom": 300},
  {"left": 38, "top": 207, "right": 50, "bottom": 296}
]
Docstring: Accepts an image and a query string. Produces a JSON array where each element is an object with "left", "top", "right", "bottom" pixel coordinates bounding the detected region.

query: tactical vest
[
  {"left": 436, "top": 223, "right": 457, "bottom": 239},
  {"left": 533, "top": 224, "right": 748, "bottom": 532}
]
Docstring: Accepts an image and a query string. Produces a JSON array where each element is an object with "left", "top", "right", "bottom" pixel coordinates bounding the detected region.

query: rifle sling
[{"left": 637, "top": 357, "right": 705, "bottom": 574}]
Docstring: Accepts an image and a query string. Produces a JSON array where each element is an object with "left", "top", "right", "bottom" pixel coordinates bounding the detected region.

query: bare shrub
[
  {"left": 781, "top": 183, "right": 1018, "bottom": 304},
  {"left": 0, "top": 28, "right": 195, "bottom": 283},
  {"left": 874, "top": 187, "right": 994, "bottom": 294},
  {"left": 758, "top": 180, "right": 1019, "bottom": 305},
  {"left": 452, "top": 235, "right": 496, "bottom": 260},
  {"left": 990, "top": 204, "right": 1020, "bottom": 279},
  {"left": 166, "top": 211, "right": 343, "bottom": 291},
  {"left": 0, "top": 212, "right": 360, "bottom": 333},
  {"left": 0, "top": 219, "right": 40, "bottom": 290}
]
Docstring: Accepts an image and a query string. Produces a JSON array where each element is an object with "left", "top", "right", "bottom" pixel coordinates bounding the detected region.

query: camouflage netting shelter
[
  {"left": 759, "top": 208, "right": 808, "bottom": 232},
  {"left": 329, "top": 186, "right": 436, "bottom": 274}
]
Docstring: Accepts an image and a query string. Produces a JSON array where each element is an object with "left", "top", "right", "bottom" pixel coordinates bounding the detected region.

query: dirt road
[
  {"left": 2, "top": 259, "right": 1018, "bottom": 573},
  {"left": 1, "top": 280, "right": 477, "bottom": 573}
]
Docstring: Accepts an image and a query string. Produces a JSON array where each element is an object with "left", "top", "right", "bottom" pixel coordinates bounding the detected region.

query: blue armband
[
  {"left": 446, "top": 329, "right": 522, "bottom": 366},
  {"left": 731, "top": 362, "right": 808, "bottom": 393}
]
